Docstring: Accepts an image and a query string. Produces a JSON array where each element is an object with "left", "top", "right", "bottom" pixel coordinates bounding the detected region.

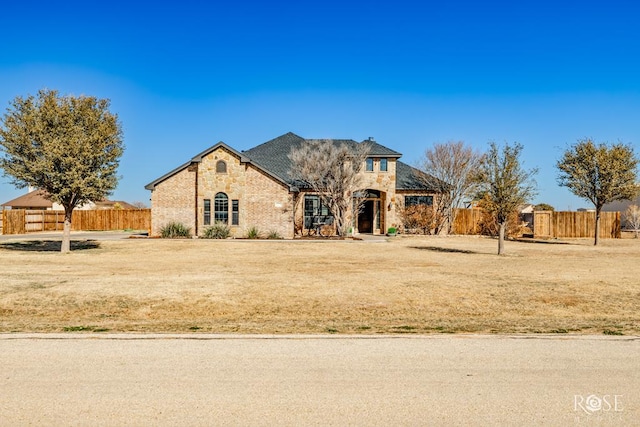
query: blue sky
[{"left": 1, "top": 0, "right": 639, "bottom": 210}]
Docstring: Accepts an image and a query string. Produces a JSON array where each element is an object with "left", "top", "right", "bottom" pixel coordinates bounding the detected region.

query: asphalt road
[{"left": 0, "top": 334, "right": 637, "bottom": 426}]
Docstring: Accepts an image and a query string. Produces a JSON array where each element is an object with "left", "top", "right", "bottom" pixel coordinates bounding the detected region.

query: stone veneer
[
  {"left": 197, "top": 147, "right": 293, "bottom": 238},
  {"left": 292, "top": 158, "right": 403, "bottom": 235},
  {"left": 150, "top": 147, "right": 294, "bottom": 238},
  {"left": 150, "top": 149, "right": 436, "bottom": 238}
]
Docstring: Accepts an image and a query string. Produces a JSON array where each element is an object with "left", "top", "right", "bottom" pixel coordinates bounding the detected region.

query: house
[
  {"left": 1, "top": 189, "right": 53, "bottom": 210},
  {"left": 145, "top": 132, "right": 440, "bottom": 238},
  {"left": 1, "top": 189, "right": 137, "bottom": 211}
]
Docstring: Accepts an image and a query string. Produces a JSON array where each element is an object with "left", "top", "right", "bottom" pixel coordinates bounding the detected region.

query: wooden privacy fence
[
  {"left": 452, "top": 208, "right": 483, "bottom": 235},
  {"left": 1, "top": 209, "right": 151, "bottom": 235},
  {"left": 451, "top": 208, "right": 620, "bottom": 239},
  {"left": 533, "top": 210, "right": 620, "bottom": 239}
]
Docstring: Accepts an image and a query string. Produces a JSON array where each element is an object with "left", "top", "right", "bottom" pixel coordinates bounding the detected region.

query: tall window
[
  {"left": 379, "top": 158, "right": 388, "bottom": 172},
  {"left": 232, "top": 200, "right": 239, "bottom": 226},
  {"left": 216, "top": 160, "right": 227, "bottom": 173},
  {"left": 365, "top": 158, "right": 374, "bottom": 171},
  {"left": 214, "top": 192, "right": 229, "bottom": 223},
  {"left": 204, "top": 199, "right": 211, "bottom": 225},
  {"left": 405, "top": 195, "right": 433, "bottom": 207}
]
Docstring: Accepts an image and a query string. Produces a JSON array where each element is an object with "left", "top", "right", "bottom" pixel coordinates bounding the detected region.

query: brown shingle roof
[{"left": 1, "top": 190, "right": 52, "bottom": 208}]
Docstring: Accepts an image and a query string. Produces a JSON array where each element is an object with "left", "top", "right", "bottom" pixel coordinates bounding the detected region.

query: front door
[{"left": 358, "top": 200, "right": 374, "bottom": 233}]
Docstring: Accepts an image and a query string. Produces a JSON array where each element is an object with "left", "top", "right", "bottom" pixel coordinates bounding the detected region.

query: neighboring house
[
  {"left": 1, "top": 189, "right": 53, "bottom": 210},
  {"left": 145, "top": 132, "right": 440, "bottom": 238},
  {"left": 603, "top": 196, "right": 640, "bottom": 213},
  {"left": 1, "top": 189, "right": 136, "bottom": 211}
]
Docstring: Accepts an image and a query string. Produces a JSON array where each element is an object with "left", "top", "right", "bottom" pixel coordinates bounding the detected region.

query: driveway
[{"left": 0, "top": 334, "right": 637, "bottom": 426}]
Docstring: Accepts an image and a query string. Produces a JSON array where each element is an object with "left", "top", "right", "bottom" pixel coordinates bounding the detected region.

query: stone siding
[
  {"left": 292, "top": 159, "right": 401, "bottom": 235},
  {"left": 149, "top": 147, "right": 430, "bottom": 239},
  {"left": 197, "top": 147, "right": 294, "bottom": 239}
]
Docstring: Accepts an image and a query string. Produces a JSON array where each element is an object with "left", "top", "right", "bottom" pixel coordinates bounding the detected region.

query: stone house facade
[{"left": 145, "top": 132, "right": 440, "bottom": 238}]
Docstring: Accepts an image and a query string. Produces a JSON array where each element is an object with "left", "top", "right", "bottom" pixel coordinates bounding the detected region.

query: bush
[
  {"left": 266, "top": 230, "right": 282, "bottom": 239},
  {"left": 160, "top": 222, "right": 192, "bottom": 238},
  {"left": 397, "top": 204, "right": 441, "bottom": 235},
  {"left": 202, "top": 222, "right": 231, "bottom": 239},
  {"left": 246, "top": 226, "right": 261, "bottom": 239},
  {"left": 387, "top": 227, "right": 397, "bottom": 235}
]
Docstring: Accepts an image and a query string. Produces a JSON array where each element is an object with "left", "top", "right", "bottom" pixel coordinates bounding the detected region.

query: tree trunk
[
  {"left": 594, "top": 208, "right": 601, "bottom": 246},
  {"left": 61, "top": 207, "right": 73, "bottom": 253},
  {"left": 498, "top": 222, "right": 506, "bottom": 255}
]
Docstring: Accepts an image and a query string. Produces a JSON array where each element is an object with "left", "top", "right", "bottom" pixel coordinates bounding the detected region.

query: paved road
[{"left": 0, "top": 334, "right": 637, "bottom": 426}]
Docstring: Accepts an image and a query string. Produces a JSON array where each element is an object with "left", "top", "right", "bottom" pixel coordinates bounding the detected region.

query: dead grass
[{"left": 0, "top": 235, "right": 639, "bottom": 334}]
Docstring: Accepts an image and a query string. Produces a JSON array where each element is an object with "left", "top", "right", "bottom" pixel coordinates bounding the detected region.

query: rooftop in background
[{"left": 1, "top": 189, "right": 138, "bottom": 210}]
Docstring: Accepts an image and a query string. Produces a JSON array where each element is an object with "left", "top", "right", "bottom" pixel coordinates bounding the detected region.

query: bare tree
[
  {"left": 557, "top": 138, "right": 640, "bottom": 245},
  {"left": 289, "top": 140, "right": 370, "bottom": 236},
  {"left": 476, "top": 141, "right": 537, "bottom": 255},
  {"left": 417, "top": 141, "right": 483, "bottom": 234},
  {"left": 0, "top": 89, "right": 124, "bottom": 252},
  {"left": 623, "top": 204, "right": 640, "bottom": 238},
  {"left": 132, "top": 201, "right": 148, "bottom": 209}
]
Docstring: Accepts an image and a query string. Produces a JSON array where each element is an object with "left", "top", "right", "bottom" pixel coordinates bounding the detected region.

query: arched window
[
  {"left": 216, "top": 160, "right": 227, "bottom": 173},
  {"left": 214, "top": 192, "right": 229, "bottom": 223}
]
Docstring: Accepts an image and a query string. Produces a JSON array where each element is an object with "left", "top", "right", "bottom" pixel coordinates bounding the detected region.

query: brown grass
[{"left": 1, "top": 235, "right": 639, "bottom": 335}]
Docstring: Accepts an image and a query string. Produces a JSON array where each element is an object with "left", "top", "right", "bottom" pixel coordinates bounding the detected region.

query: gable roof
[
  {"left": 145, "top": 132, "right": 441, "bottom": 192},
  {"left": 1, "top": 190, "right": 52, "bottom": 208},
  {"left": 144, "top": 141, "right": 293, "bottom": 191}
]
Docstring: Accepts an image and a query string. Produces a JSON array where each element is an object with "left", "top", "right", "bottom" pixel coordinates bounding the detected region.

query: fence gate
[{"left": 533, "top": 211, "right": 553, "bottom": 238}]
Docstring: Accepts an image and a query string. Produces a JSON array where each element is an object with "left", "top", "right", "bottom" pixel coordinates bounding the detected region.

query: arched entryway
[{"left": 356, "top": 190, "right": 385, "bottom": 234}]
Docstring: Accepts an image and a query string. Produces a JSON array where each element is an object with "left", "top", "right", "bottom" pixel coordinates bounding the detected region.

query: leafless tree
[
  {"left": 623, "top": 204, "right": 640, "bottom": 238},
  {"left": 417, "top": 141, "right": 483, "bottom": 234},
  {"left": 132, "top": 201, "right": 148, "bottom": 209},
  {"left": 289, "top": 139, "right": 370, "bottom": 236}
]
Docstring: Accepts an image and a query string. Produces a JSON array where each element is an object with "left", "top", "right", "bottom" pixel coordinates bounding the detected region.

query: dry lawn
[{"left": 1, "top": 235, "right": 639, "bottom": 335}]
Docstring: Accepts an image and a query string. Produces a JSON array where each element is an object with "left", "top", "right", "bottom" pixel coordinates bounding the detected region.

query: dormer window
[
  {"left": 216, "top": 160, "right": 227, "bottom": 173},
  {"left": 365, "top": 158, "right": 373, "bottom": 172}
]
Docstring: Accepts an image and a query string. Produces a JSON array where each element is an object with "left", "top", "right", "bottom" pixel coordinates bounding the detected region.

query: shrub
[
  {"left": 387, "top": 227, "right": 397, "bottom": 235},
  {"left": 202, "top": 222, "right": 231, "bottom": 239},
  {"left": 266, "top": 230, "right": 282, "bottom": 239},
  {"left": 246, "top": 226, "right": 261, "bottom": 239},
  {"left": 160, "top": 222, "right": 192, "bottom": 238},
  {"left": 398, "top": 204, "right": 441, "bottom": 235}
]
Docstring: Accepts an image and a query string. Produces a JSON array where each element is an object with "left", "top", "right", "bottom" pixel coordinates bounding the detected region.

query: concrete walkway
[{"left": 1, "top": 334, "right": 637, "bottom": 426}]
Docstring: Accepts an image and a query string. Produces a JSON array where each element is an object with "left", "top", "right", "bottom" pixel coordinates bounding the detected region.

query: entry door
[{"left": 359, "top": 200, "right": 374, "bottom": 233}]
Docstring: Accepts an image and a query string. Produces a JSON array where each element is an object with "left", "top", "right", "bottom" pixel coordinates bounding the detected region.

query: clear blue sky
[{"left": 1, "top": 0, "right": 639, "bottom": 210}]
